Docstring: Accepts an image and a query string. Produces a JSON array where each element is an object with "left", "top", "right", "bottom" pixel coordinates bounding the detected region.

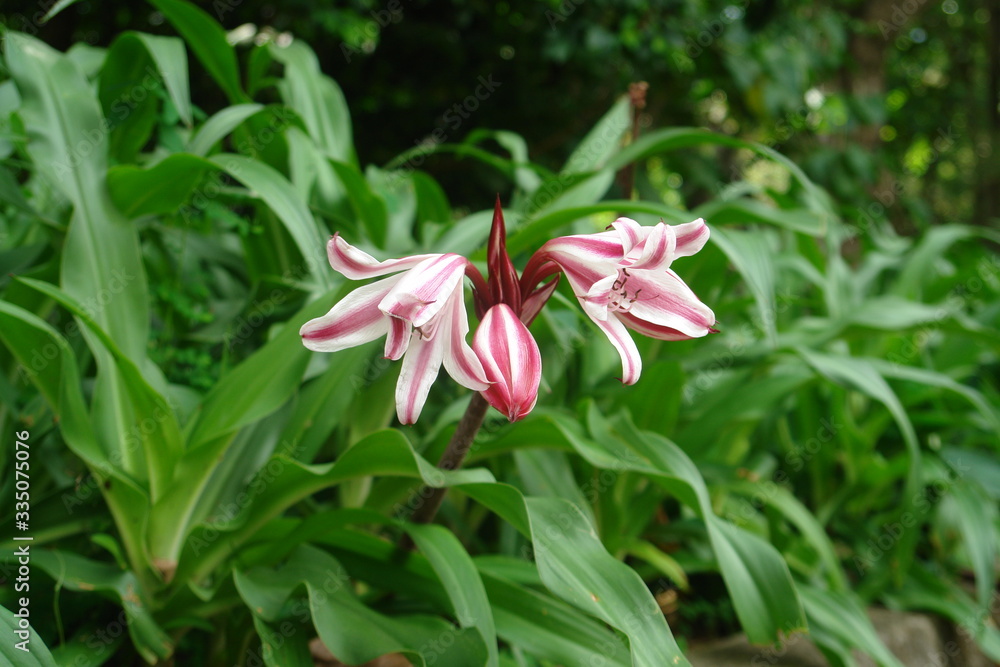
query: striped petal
[
  {"left": 623, "top": 268, "right": 716, "bottom": 337},
  {"left": 328, "top": 234, "right": 436, "bottom": 279},
  {"left": 592, "top": 314, "right": 642, "bottom": 385},
  {"left": 380, "top": 254, "right": 469, "bottom": 328},
  {"left": 395, "top": 332, "right": 446, "bottom": 425},
  {"left": 672, "top": 218, "right": 710, "bottom": 258},
  {"left": 520, "top": 277, "right": 560, "bottom": 326},
  {"left": 629, "top": 222, "right": 676, "bottom": 270},
  {"left": 300, "top": 277, "right": 398, "bottom": 352},
  {"left": 610, "top": 217, "right": 643, "bottom": 256},
  {"left": 440, "top": 287, "right": 490, "bottom": 391},
  {"left": 473, "top": 304, "right": 542, "bottom": 422},
  {"left": 539, "top": 234, "right": 624, "bottom": 266},
  {"left": 384, "top": 316, "right": 411, "bottom": 360},
  {"left": 617, "top": 312, "right": 696, "bottom": 341}
]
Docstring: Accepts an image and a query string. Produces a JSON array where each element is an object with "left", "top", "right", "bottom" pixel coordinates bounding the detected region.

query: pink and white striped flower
[
  {"left": 522, "top": 217, "right": 716, "bottom": 384},
  {"left": 473, "top": 304, "right": 542, "bottom": 422},
  {"left": 300, "top": 235, "right": 489, "bottom": 424}
]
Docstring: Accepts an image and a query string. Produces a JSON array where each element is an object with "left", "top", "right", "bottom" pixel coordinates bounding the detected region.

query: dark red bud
[{"left": 487, "top": 195, "right": 521, "bottom": 314}]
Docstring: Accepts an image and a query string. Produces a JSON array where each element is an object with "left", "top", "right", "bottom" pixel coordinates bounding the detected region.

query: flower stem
[{"left": 409, "top": 393, "right": 490, "bottom": 526}]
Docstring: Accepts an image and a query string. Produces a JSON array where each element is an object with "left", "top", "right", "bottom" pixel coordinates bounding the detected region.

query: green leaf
[
  {"left": 105, "top": 32, "right": 192, "bottom": 128},
  {"left": 16, "top": 277, "right": 184, "bottom": 502},
  {"left": 798, "top": 350, "right": 922, "bottom": 580},
  {"left": 107, "top": 153, "right": 217, "bottom": 218},
  {"left": 314, "top": 527, "right": 632, "bottom": 666},
  {"left": 186, "top": 103, "right": 264, "bottom": 156},
  {"left": 527, "top": 408, "right": 808, "bottom": 643},
  {"left": 607, "top": 127, "right": 827, "bottom": 212},
  {"left": 7, "top": 32, "right": 150, "bottom": 363},
  {"left": 149, "top": 0, "right": 246, "bottom": 103},
  {"left": 848, "top": 296, "right": 946, "bottom": 330},
  {"left": 893, "top": 225, "right": 973, "bottom": 298},
  {"left": 98, "top": 34, "right": 161, "bottom": 163},
  {"left": 329, "top": 159, "right": 388, "bottom": 246},
  {"left": 41, "top": 0, "right": 85, "bottom": 22},
  {"left": 514, "top": 449, "right": 594, "bottom": 525},
  {"left": 693, "top": 198, "right": 826, "bottom": 235},
  {"left": 626, "top": 540, "right": 690, "bottom": 591},
  {"left": 711, "top": 227, "right": 778, "bottom": 343},
  {"left": 248, "top": 615, "right": 313, "bottom": 667},
  {"left": 211, "top": 153, "right": 331, "bottom": 290},
  {"left": 149, "top": 288, "right": 351, "bottom": 567},
  {"left": 946, "top": 479, "right": 997, "bottom": 606},
  {"left": 866, "top": 359, "right": 1000, "bottom": 433},
  {"left": 405, "top": 523, "right": 499, "bottom": 667},
  {"left": 0, "top": 164, "right": 41, "bottom": 219},
  {"left": 561, "top": 95, "right": 630, "bottom": 174},
  {"left": 460, "top": 485, "right": 691, "bottom": 667},
  {"left": 0, "top": 301, "right": 153, "bottom": 577},
  {"left": 0, "top": 605, "right": 58, "bottom": 667},
  {"left": 799, "top": 585, "right": 905, "bottom": 667},
  {"left": 477, "top": 566, "right": 631, "bottom": 666},
  {"left": 269, "top": 40, "right": 353, "bottom": 163},
  {"left": 32, "top": 550, "right": 172, "bottom": 662},
  {"left": 889, "top": 564, "right": 1000, "bottom": 661},
  {"left": 235, "top": 545, "right": 489, "bottom": 666},
  {"left": 725, "top": 479, "right": 846, "bottom": 590},
  {"left": 182, "top": 429, "right": 496, "bottom": 585}
]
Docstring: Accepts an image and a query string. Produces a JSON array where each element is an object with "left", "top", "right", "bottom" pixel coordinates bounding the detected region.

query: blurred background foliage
[
  {"left": 9, "top": 0, "right": 998, "bottom": 226},
  {"left": 1, "top": 0, "right": 999, "bottom": 665}
]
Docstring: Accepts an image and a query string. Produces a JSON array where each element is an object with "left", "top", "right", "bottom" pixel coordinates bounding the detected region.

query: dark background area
[{"left": 5, "top": 0, "right": 998, "bottom": 227}]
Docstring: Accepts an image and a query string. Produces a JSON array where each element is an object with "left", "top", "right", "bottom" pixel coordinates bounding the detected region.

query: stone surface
[
  {"left": 855, "top": 608, "right": 948, "bottom": 667},
  {"left": 688, "top": 606, "right": 999, "bottom": 667},
  {"left": 687, "top": 632, "right": 828, "bottom": 667}
]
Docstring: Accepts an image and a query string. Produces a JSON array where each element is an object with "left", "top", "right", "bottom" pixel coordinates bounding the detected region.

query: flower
[
  {"left": 473, "top": 304, "right": 542, "bottom": 422},
  {"left": 466, "top": 198, "right": 557, "bottom": 421},
  {"left": 523, "top": 217, "right": 716, "bottom": 384},
  {"left": 300, "top": 235, "right": 489, "bottom": 424}
]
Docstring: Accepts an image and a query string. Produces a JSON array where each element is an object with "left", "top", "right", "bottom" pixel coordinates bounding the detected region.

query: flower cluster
[{"left": 300, "top": 198, "right": 716, "bottom": 424}]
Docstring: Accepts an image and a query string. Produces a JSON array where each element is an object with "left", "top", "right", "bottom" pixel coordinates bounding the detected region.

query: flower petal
[
  {"left": 328, "top": 234, "right": 436, "bottom": 279},
  {"left": 440, "top": 288, "right": 490, "bottom": 391},
  {"left": 473, "top": 304, "right": 542, "bottom": 422},
  {"left": 672, "top": 218, "right": 710, "bottom": 258},
  {"left": 300, "top": 277, "right": 397, "bottom": 352},
  {"left": 520, "top": 277, "right": 560, "bottom": 326},
  {"left": 629, "top": 222, "right": 676, "bottom": 270},
  {"left": 581, "top": 273, "right": 618, "bottom": 322},
  {"left": 380, "top": 254, "right": 469, "bottom": 328},
  {"left": 610, "top": 217, "right": 643, "bottom": 256},
  {"left": 395, "top": 332, "right": 446, "bottom": 425},
  {"left": 539, "top": 234, "right": 624, "bottom": 267},
  {"left": 617, "top": 312, "right": 697, "bottom": 341},
  {"left": 620, "top": 268, "right": 716, "bottom": 337},
  {"left": 592, "top": 314, "right": 642, "bottom": 385},
  {"left": 384, "top": 316, "right": 411, "bottom": 360}
]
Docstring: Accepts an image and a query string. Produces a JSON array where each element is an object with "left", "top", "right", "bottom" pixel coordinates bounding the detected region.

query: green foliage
[{"left": 1, "top": 3, "right": 998, "bottom": 666}]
